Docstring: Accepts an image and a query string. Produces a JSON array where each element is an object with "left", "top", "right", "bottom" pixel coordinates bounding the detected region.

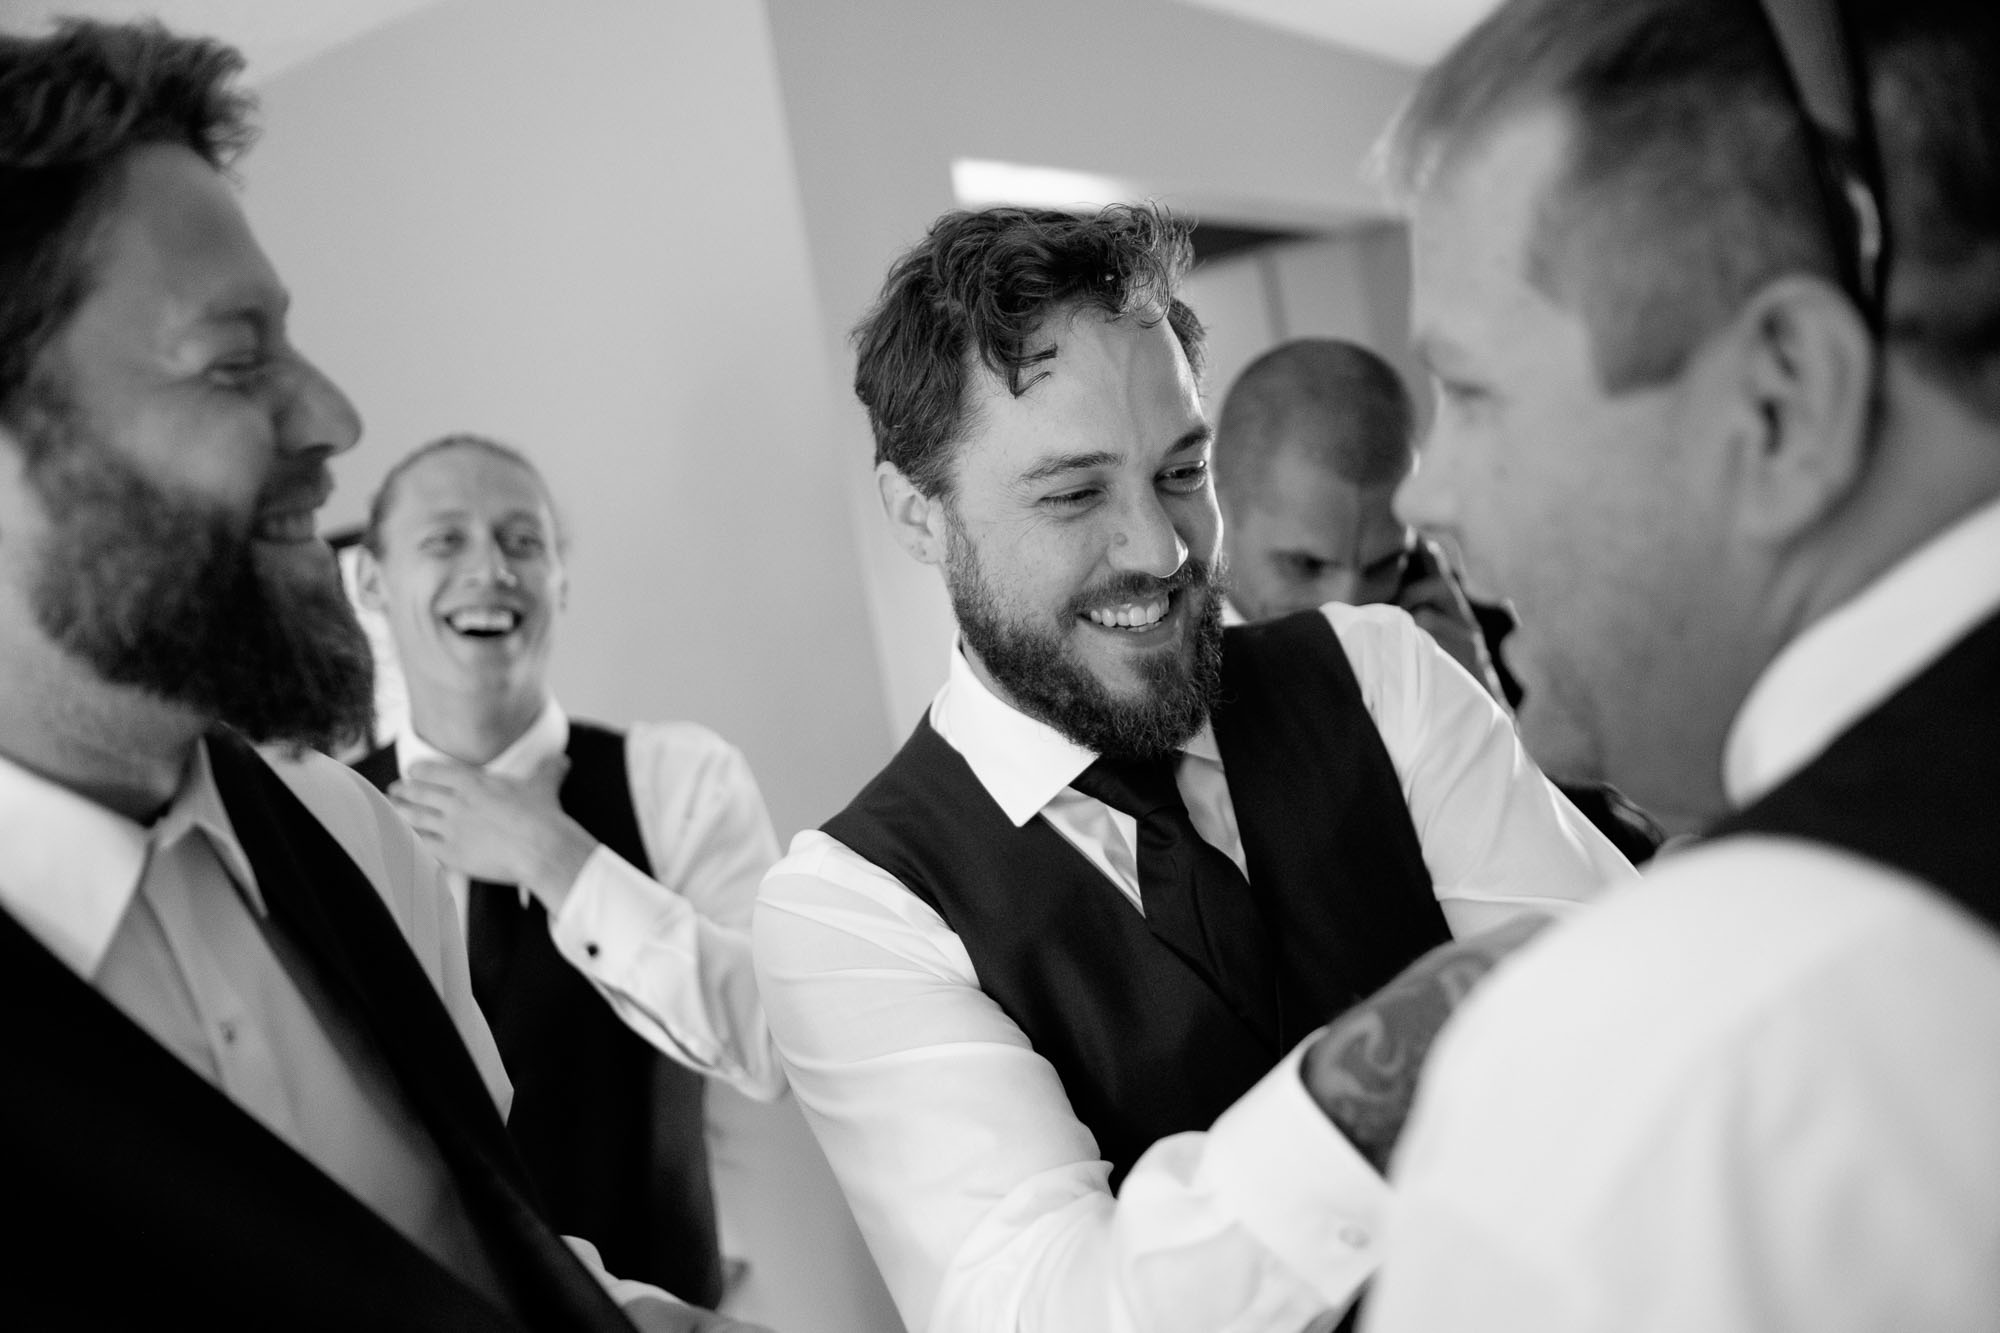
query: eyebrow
[
  {"left": 1014, "top": 425, "right": 1212, "bottom": 487},
  {"left": 1017, "top": 450, "right": 1121, "bottom": 485},
  {"left": 1171, "top": 424, "right": 1215, "bottom": 456},
  {"left": 420, "top": 507, "right": 548, "bottom": 525}
]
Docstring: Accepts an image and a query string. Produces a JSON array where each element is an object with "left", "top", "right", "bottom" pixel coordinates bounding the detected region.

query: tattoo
[{"left": 1304, "top": 915, "right": 1554, "bottom": 1171}]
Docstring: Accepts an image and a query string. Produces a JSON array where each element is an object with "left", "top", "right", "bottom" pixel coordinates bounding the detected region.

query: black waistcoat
[
  {"left": 4, "top": 729, "right": 634, "bottom": 1330},
  {"left": 356, "top": 720, "right": 723, "bottom": 1307},
  {"left": 823, "top": 610, "right": 1449, "bottom": 1184},
  {"left": 1711, "top": 606, "right": 2000, "bottom": 934}
]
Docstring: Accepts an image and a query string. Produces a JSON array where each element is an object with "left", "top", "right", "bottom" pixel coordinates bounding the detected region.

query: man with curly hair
[{"left": 753, "top": 204, "right": 1636, "bottom": 1332}]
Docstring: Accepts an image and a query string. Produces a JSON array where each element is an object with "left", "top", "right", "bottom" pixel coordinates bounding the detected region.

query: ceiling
[
  {"left": 1, "top": 0, "right": 443, "bottom": 82},
  {"left": 6, "top": 2, "right": 1501, "bottom": 84},
  {"left": 1173, "top": 0, "right": 1501, "bottom": 67}
]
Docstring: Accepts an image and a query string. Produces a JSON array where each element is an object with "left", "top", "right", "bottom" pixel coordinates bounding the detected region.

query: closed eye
[
  {"left": 206, "top": 356, "right": 272, "bottom": 392},
  {"left": 1041, "top": 487, "right": 1102, "bottom": 511},
  {"left": 1158, "top": 460, "right": 1210, "bottom": 494},
  {"left": 1275, "top": 552, "right": 1331, "bottom": 581},
  {"left": 499, "top": 530, "right": 547, "bottom": 559}
]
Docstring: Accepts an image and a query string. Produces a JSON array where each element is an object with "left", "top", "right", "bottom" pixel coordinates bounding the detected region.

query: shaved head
[
  {"left": 1215, "top": 339, "right": 1419, "bottom": 621},
  {"left": 1215, "top": 338, "right": 1416, "bottom": 499}
]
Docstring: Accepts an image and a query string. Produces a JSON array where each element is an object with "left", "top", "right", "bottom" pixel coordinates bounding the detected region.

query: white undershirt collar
[{"left": 931, "top": 640, "right": 1221, "bottom": 827}]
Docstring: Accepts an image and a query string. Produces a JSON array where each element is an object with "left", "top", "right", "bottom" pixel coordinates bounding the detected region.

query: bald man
[
  {"left": 1216, "top": 338, "right": 1661, "bottom": 863},
  {"left": 1215, "top": 337, "right": 1503, "bottom": 695}
]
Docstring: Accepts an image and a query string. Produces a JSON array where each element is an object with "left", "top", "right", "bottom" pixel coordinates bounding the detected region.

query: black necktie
[
  {"left": 465, "top": 879, "right": 526, "bottom": 1019},
  {"left": 1070, "top": 755, "right": 1282, "bottom": 1046}
]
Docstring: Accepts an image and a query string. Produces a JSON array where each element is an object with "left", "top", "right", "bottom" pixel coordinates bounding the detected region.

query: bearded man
[
  {"left": 751, "top": 204, "right": 1636, "bottom": 1333},
  {"left": 0, "top": 19, "right": 758, "bottom": 1331}
]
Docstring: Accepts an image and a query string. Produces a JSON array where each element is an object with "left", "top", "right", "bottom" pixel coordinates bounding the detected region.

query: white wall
[
  {"left": 247, "top": 0, "right": 890, "bottom": 843},
  {"left": 241, "top": 4, "right": 899, "bottom": 1329},
  {"left": 1186, "top": 223, "right": 1424, "bottom": 420},
  {"left": 763, "top": 0, "right": 1422, "bottom": 730}
]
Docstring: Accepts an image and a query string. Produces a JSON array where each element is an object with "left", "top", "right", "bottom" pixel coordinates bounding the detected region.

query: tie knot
[{"left": 1070, "top": 754, "right": 1185, "bottom": 820}]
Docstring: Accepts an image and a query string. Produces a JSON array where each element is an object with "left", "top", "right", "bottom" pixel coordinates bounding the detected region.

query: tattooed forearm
[{"left": 1302, "top": 914, "right": 1555, "bottom": 1171}]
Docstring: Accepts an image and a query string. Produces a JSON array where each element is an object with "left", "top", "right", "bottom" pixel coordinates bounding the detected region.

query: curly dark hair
[
  {"left": 0, "top": 19, "right": 255, "bottom": 421},
  {"left": 852, "top": 203, "right": 1206, "bottom": 499}
]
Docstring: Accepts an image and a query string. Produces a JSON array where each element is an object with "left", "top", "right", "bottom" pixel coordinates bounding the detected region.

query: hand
[
  {"left": 622, "top": 1295, "right": 776, "bottom": 1333},
  {"left": 1301, "top": 913, "right": 1556, "bottom": 1172},
  {"left": 388, "top": 754, "right": 598, "bottom": 909}
]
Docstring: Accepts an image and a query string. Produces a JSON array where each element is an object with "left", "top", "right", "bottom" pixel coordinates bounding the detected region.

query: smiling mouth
[
  {"left": 1082, "top": 592, "right": 1172, "bottom": 631},
  {"left": 444, "top": 608, "right": 521, "bottom": 637}
]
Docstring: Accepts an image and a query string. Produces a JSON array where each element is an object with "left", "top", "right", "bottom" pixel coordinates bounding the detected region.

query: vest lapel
[
  {"left": 0, "top": 862, "right": 526, "bottom": 1328},
  {"left": 203, "top": 729, "right": 633, "bottom": 1332}
]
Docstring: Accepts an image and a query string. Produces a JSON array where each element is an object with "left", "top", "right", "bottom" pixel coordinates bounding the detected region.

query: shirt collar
[
  {"left": 398, "top": 696, "right": 568, "bottom": 778},
  {"left": 931, "top": 639, "right": 1221, "bottom": 827},
  {"left": 1724, "top": 495, "right": 2000, "bottom": 806},
  {"left": 0, "top": 736, "right": 262, "bottom": 978}
]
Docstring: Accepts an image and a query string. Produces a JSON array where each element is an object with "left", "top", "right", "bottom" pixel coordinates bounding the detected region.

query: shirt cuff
[
  {"left": 552, "top": 845, "right": 682, "bottom": 963},
  {"left": 1201, "top": 1034, "right": 1388, "bottom": 1309}
]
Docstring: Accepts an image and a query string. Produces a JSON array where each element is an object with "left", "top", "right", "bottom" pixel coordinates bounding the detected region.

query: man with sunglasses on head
[{"left": 1343, "top": 1, "right": 2000, "bottom": 1328}]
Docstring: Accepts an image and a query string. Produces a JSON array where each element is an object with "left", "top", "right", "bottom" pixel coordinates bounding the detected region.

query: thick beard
[
  {"left": 19, "top": 389, "right": 375, "bottom": 755},
  {"left": 945, "top": 518, "right": 1225, "bottom": 762}
]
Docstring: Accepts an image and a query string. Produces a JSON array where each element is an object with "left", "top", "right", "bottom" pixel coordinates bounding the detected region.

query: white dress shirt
[
  {"left": 756, "top": 602, "right": 1637, "bottom": 1333},
  {"left": 392, "top": 698, "right": 785, "bottom": 1100},
  {"left": 1365, "top": 497, "right": 2000, "bottom": 1333}
]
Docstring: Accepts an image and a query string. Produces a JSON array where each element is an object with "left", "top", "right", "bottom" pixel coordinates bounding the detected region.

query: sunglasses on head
[{"left": 1756, "top": 0, "right": 1891, "bottom": 334}]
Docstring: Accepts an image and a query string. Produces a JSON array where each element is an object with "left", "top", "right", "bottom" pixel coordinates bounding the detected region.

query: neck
[
  {"left": 1772, "top": 362, "right": 2000, "bottom": 648},
  {"left": 0, "top": 633, "right": 205, "bottom": 821},
  {"left": 406, "top": 679, "right": 547, "bottom": 765}
]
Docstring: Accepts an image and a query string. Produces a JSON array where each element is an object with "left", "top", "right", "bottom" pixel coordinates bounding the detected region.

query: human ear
[
  {"left": 354, "top": 547, "right": 389, "bottom": 612},
  {"left": 875, "top": 462, "right": 950, "bottom": 567},
  {"left": 1723, "top": 274, "right": 1878, "bottom": 543}
]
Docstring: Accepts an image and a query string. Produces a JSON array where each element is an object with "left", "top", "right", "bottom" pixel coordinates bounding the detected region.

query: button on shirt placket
[{"left": 129, "top": 826, "right": 296, "bottom": 1142}]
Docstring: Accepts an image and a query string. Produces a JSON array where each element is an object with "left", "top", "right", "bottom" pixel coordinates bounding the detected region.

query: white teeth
[
  {"left": 445, "top": 608, "right": 521, "bottom": 635},
  {"left": 254, "top": 510, "right": 315, "bottom": 543},
  {"left": 1085, "top": 597, "right": 1169, "bottom": 629}
]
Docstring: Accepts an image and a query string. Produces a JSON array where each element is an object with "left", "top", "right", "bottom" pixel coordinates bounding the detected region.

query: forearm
[
  {"left": 1303, "top": 914, "right": 1556, "bottom": 1173},
  {"left": 555, "top": 848, "right": 783, "bottom": 1098},
  {"left": 759, "top": 850, "right": 1371, "bottom": 1333}
]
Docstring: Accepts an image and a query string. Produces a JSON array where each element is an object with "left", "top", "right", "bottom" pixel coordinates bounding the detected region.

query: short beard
[
  {"left": 945, "top": 517, "right": 1225, "bottom": 762},
  {"left": 18, "top": 384, "right": 375, "bottom": 754}
]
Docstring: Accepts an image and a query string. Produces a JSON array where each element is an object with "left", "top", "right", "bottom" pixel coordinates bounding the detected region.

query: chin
[{"left": 1516, "top": 696, "right": 1605, "bottom": 788}]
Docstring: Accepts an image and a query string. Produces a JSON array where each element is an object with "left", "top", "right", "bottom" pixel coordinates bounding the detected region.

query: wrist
[{"left": 525, "top": 824, "right": 598, "bottom": 914}]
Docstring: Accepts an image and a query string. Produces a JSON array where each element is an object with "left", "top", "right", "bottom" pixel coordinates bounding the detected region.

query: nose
[
  {"left": 1395, "top": 446, "right": 1454, "bottom": 537},
  {"left": 1107, "top": 489, "right": 1189, "bottom": 580},
  {"left": 1321, "top": 569, "right": 1364, "bottom": 607},
  {"left": 275, "top": 351, "right": 363, "bottom": 461},
  {"left": 466, "top": 536, "right": 518, "bottom": 588}
]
